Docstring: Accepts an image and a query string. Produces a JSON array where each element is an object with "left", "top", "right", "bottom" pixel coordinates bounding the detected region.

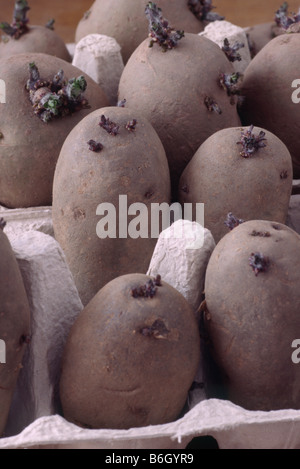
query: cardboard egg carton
[
  {"left": 0, "top": 200, "right": 300, "bottom": 449},
  {"left": 2, "top": 400, "right": 300, "bottom": 450}
]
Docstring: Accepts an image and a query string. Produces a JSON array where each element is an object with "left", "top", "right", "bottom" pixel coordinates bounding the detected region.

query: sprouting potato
[
  {"left": 0, "top": 53, "right": 108, "bottom": 208},
  {"left": 240, "top": 33, "right": 300, "bottom": 178},
  {"left": 0, "top": 0, "right": 71, "bottom": 62},
  {"left": 203, "top": 220, "right": 300, "bottom": 411},
  {"left": 179, "top": 126, "right": 293, "bottom": 243},
  {"left": 0, "top": 220, "right": 30, "bottom": 437},
  {"left": 52, "top": 106, "right": 171, "bottom": 306},
  {"left": 118, "top": 4, "right": 241, "bottom": 198},
  {"left": 60, "top": 273, "right": 201, "bottom": 430}
]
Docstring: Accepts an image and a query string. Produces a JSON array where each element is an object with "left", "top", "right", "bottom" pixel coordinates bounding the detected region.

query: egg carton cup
[{"left": 0, "top": 205, "right": 53, "bottom": 238}]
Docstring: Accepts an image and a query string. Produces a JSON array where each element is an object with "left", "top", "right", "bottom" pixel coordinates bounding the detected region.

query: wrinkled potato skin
[
  {"left": 119, "top": 34, "right": 241, "bottom": 197},
  {"left": 0, "top": 53, "right": 109, "bottom": 208},
  {"left": 0, "top": 26, "right": 71, "bottom": 62},
  {"left": 240, "top": 34, "right": 300, "bottom": 178},
  {"left": 179, "top": 127, "right": 293, "bottom": 243},
  {"left": 52, "top": 107, "right": 171, "bottom": 306},
  {"left": 204, "top": 220, "right": 300, "bottom": 411},
  {"left": 75, "top": 0, "right": 204, "bottom": 64},
  {"left": 60, "top": 274, "right": 201, "bottom": 430},
  {"left": 0, "top": 230, "right": 31, "bottom": 436}
]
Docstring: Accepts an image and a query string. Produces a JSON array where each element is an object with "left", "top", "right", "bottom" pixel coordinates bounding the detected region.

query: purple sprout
[
  {"left": 131, "top": 275, "right": 162, "bottom": 299},
  {"left": 275, "top": 2, "right": 289, "bottom": 25},
  {"left": 187, "top": 0, "right": 224, "bottom": 22},
  {"left": 99, "top": 115, "right": 120, "bottom": 136},
  {"left": 249, "top": 253, "right": 270, "bottom": 277},
  {"left": 222, "top": 38, "right": 245, "bottom": 63},
  {"left": 45, "top": 18, "right": 55, "bottom": 30},
  {"left": 237, "top": 125, "right": 267, "bottom": 158},
  {"left": 224, "top": 213, "right": 244, "bottom": 231},
  {"left": 117, "top": 99, "right": 127, "bottom": 108},
  {"left": 219, "top": 72, "right": 242, "bottom": 97},
  {"left": 204, "top": 96, "right": 222, "bottom": 114},
  {"left": 0, "top": 0, "right": 30, "bottom": 39},
  {"left": 83, "top": 10, "right": 91, "bottom": 20},
  {"left": 87, "top": 140, "right": 103, "bottom": 153},
  {"left": 280, "top": 170, "right": 288, "bottom": 180},
  {"left": 145, "top": 2, "right": 185, "bottom": 52},
  {"left": 51, "top": 69, "right": 65, "bottom": 91},
  {"left": 125, "top": 119, "right": 137, "bottom": 132},
  {"left": 275, "top": 2, "right": 300, "bottom": 30},
  {"left": 26, "top": 63, "right": 89, "bottom": 123}
]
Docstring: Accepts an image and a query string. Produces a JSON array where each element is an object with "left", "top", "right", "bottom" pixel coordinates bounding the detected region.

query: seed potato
[
  {"left": 52, "top": 106, "right": 171, "bottom": 306},
  {"left": 204, "top": 220, "right": 300, "bottom": 411},
  {"left": 179, "top": 126, "right": 293, "bottom": 243},
  {"left": 0, "top": 225, "right": 31, "bottom": 436},
  {"left": 118, "top": 32, "right": 241, "bottom": 198},
  {"left": 0, "top": 53, "right": 108, "bottom": 208},
  {"left": 60, "top": 273, "right": 201, "bottom": 430}
]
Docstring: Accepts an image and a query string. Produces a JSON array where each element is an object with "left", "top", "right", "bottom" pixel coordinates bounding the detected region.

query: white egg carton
[{"left": 2, "top": 400, "right": 300, "bottom": 450}]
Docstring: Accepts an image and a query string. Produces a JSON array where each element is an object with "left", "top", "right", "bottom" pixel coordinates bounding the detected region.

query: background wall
[{"left": 1, "top": 0, "right": 300, "bottom": 43}]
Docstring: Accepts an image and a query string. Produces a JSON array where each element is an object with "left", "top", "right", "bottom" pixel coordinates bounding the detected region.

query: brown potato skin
[
  {"left": 60, "top": 273, "right": 201, "bottom": 430},
  {"left": 0, "top": 53, "right": 109, "bottom": 208},
  {"left": 75, "top": 0, "right": 204, "bottom": 64},
  {"left": 0, "top": 230, "right": 31, "bottom": 436},
  {"left": 0, "top": 26, "right": 71, "bottom": 62},
  {"left": 245, "top": 22, "right": 284, "bottom": 58},
  {"left": 118, "top": 33, "right": 241, "bottom": 199},
  {"left": 52, "top": 107, "right": 171, "bottom": 306},
  {"left": 240, "top": 34, "right": 300, "bottom": 178},
  {"left": 204, "top": 220, "right": 300, "bottom": 411},
  {"left": 179, "top": 126, "right": 293, "bottom": 244}
]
